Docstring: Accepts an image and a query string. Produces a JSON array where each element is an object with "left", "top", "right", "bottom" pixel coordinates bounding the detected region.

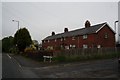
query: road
[
  {"left": 2, "top": 53, "right": 119, "bottom": 78},
  {"left": 2, "top": 53, "right": 38, "bottom": 78}
]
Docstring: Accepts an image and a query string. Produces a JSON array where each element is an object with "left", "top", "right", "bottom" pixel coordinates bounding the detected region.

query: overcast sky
[{"left": 2, "top": 2, "right": 118, "bottom": 43}]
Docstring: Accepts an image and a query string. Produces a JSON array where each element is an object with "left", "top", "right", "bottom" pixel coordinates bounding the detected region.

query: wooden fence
[{"left": 53, "top": 47, "right": 120, "bottom": 57}]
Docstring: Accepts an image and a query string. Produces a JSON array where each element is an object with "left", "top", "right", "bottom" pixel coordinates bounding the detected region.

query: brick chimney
[
  {"left": 52, "top": 31, "right": 55, "bottom": 36},
  {"left": 85, "top": 20, "right": 91, "bottom": 28},
  {"left": 64, "top": 28, "right": 68, "bottom": 32}
]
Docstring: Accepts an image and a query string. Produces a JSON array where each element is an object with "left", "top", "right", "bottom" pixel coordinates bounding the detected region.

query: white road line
[
  {"left": 7, "top": 54, "right": 11, "bottom": 59},
  {"left": 18, "top": 63, "right": 22, "bottom": 68},
  {"left": 12, "top": 56, "right": 22, "bottom": 68},
  {"left": 7, "top": 54, "right": 22, "bottom": 68}
]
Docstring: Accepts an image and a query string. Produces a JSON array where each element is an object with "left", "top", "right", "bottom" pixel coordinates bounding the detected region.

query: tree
[
  {"left": 14, "top": 28, "right": 32, "bottom": 52},
  {"left": 32, "top": 40, "right": 39, "bottom": 50},
  {"left": 2, "top": 36, "right": 14, "bottom": 52}
]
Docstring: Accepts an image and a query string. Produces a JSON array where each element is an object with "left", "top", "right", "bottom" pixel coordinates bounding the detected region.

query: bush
[
  {"left": 24, "top": 47, "right": 34, "bottom": 52},
  {"left": 9, "top": 47, "right": 19, "bottom": 54},
  {"left": 23, "top": 50, "right": 54, "bottom": 61},
  {"left": 56, "top": 56, "right": 66, "bottom": 62}
]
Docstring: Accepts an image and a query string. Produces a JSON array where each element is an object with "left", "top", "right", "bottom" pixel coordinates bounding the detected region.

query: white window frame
[
  {"left": 48, "top": 40, "right": 50, "bottom": 43},
  {"left": 97, "top": 45, "right": 101, "bottom": 48},
  {"left": 55, "top": 39, "right": 57, "bottom": 42},
  {"left": 83, "top": 35, "right": 88, "bottom": 39},
  {"left": 72, "top": 36, "right": 75, "bottom": 40},
  {"left": 43, "top": 40, "right": 45, "bottom": 43},
  {"left": 104, "top": 33, "right": 108, "bottom": 39},
  {"left": 83, "top": 44, "right": 88, "bottom": 49},
  {"left": 65, "top": 46, "right": 69, "bottom": 49},
  {"left": 61, "top": 38, "right": 63, "bottom": 41},
  {"left": 72, "top": 45, "right": 76, "bottom": 48},
  {"left": 70, "top": 44, "right": 76, "bottom": 48},
  {"left": 64, "top": 37, "right": 66, "bottom": 40}
]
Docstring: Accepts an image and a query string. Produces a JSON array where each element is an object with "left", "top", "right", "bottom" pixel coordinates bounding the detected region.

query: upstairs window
[
  {"left": 64, "top": 37, "right": 66, "bottom": 40},
  {"left": 83, "top": 35, "right": 88, "bottom": 39},
  {"left": 44, "top": 40, "right": 46, "bottom": 43},
  {"left": 104, "top": 33, "right": 108, "bottom": 39},
  {"left": 72, "top": 36, "right": 75, "bottom": 40},
  {"left": 61, "top": 37, "right": 65, "bottom": 41},
  {"left": 61, "top": 38, "right": 63, "bottom": 41},
  {"left": 48, "top": 40, "right": 50, "bottom": 43},
  {"left": 55, "top": 39, "right": 57, "bottom": 42}
]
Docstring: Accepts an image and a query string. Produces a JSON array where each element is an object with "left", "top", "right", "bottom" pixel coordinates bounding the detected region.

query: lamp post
[
  {"left": 12, "top": 20, "right": 20, "bottom": 52},
  {"left": 114, "top": 21, "right": 119, "bottom": 32},
  {"left": 12, "top": 20, "right": 19, "bottom": 30},
  {"left": 114, "top": 20, "right": 119, "bottom": 42}
]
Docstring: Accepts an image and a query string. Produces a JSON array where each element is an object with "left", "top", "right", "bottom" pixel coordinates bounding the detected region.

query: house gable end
[{"left": 96, "top": 23, "right": 116, "bottom": 34}]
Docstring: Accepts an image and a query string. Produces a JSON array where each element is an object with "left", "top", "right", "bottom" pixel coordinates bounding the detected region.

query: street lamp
[
  {"left": 12, "top": 20, "right": 20, "bottom": 52},
  {"left": 12, "top": 20, "right": 19, "bottom": 30},
  {"left": 114, "top": 20, "right": 119, "bottom": 47},
  {"left": 114, "top": 20, "right": 119, "bottom": 33}
]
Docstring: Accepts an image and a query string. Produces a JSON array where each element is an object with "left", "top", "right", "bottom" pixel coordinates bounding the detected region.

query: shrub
[
  {"left": 9, "top": 47, "right": 19, "bottom": 54},
  {"left": 24, "top": 47, "right": 34, "bottom": 52}
]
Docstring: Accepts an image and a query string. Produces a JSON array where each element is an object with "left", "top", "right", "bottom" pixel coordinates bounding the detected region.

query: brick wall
[
  {"left": 95, "top": 25, "right": 115, "bottom": 47},
  {"left": 42, "top": 25, "right": 115, "bottom": 50}
]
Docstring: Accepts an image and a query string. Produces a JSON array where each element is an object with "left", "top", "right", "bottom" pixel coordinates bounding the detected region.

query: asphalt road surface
[
  {"left": 2, "top": 53, "right": 119, "bottom": 78},
  {"left": 2, "top": 53, "right": 38, "bottom": 78}
]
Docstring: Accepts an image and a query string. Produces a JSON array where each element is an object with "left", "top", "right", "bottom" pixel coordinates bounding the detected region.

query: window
[
  {"left": 70, "top": 44, "right": 76, "bottom": 48},
  {"left": 64, "top": 37, "right": 66, "bottom": 40},
  {"left": 70, "top": 44, "right": 72, "bottom": 47},
  {"left": 48, "top": 40, "right": 49, "bottom": 42},
  {"left": 61, "top": 37, "right": 65, "bottom": 41},
  {"left": 61, "top": 38, "right": 63, "bottom": 41},
  {"left": 55, "top": 39, "right": 57, "bottom": 42},
  {"left": 43, "top": 40, "right": 45, "bottom": 43},
  {"left": 83, "top": 35, "right": 88, "bottom": 39},
  {"left": 47, "top": 46, "right": 53, "bottom": 50},
  {"left": 97, "top": 45, "right": 101, "bottom": 48},
  {"left": 72, "top": 37, "right": 75, "bottom": 40},
  {"left": 65, "top": 46, "right": 69, "bottom": 49},
  {"left": 83, "top": 44, "right": 88, "bottom": 48},
  {"left": 104, "top": 33, "right": 108, "bottom": 39},
  {"left": 72, "top": 45, "right": 76, "bottom": 48},
  {"left": 44, "top": 40, "right": 46, "bottom": 43}
]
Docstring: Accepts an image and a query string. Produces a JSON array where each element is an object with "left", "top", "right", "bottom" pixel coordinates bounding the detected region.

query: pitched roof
[{"left": 43, "top": 22, "right": 114, "bottom": 40}]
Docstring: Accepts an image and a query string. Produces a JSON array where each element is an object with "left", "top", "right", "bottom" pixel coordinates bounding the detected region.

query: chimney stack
[
  {"left": 64, "top": 28, "right": 68, "bottom": 32},
  {"left": 85, "top": 20, "right": 91, "bottom": 28},
  {"left": 52, "top": 31, "right": 55, "bottom": 36}
]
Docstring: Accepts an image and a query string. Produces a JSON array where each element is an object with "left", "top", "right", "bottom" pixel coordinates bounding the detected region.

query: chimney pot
[
  {"left": 64, "top": 28, "right": 68, "bottom": 32},
  {"left": 52, "top": 31, "right": 55, "bottom": 36},
  {"left": 85, "top": 20, "right": 91, "bottom": 28}
]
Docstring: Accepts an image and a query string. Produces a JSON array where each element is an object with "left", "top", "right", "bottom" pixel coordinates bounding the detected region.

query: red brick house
[{"left": 42, "top": 20, "right": 115, "bottom": 51}]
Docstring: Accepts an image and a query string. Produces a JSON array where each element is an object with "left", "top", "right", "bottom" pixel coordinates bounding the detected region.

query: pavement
[{"left": 2, "top": 53, "right": 120, "bottom": 78}]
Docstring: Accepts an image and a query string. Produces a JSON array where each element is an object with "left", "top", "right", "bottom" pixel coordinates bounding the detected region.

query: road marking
[
  {"left": 7, "top": 54, "right": 11, "bottom": 59},
  {"left": 18, "top": 63, "right": 22, "bottom": 68},
  {"left": 11, "top": 56, "right": 22, "bottom": 68},
  {"left": 7, "top": 54, "right": 22, "bottom": 68}
]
